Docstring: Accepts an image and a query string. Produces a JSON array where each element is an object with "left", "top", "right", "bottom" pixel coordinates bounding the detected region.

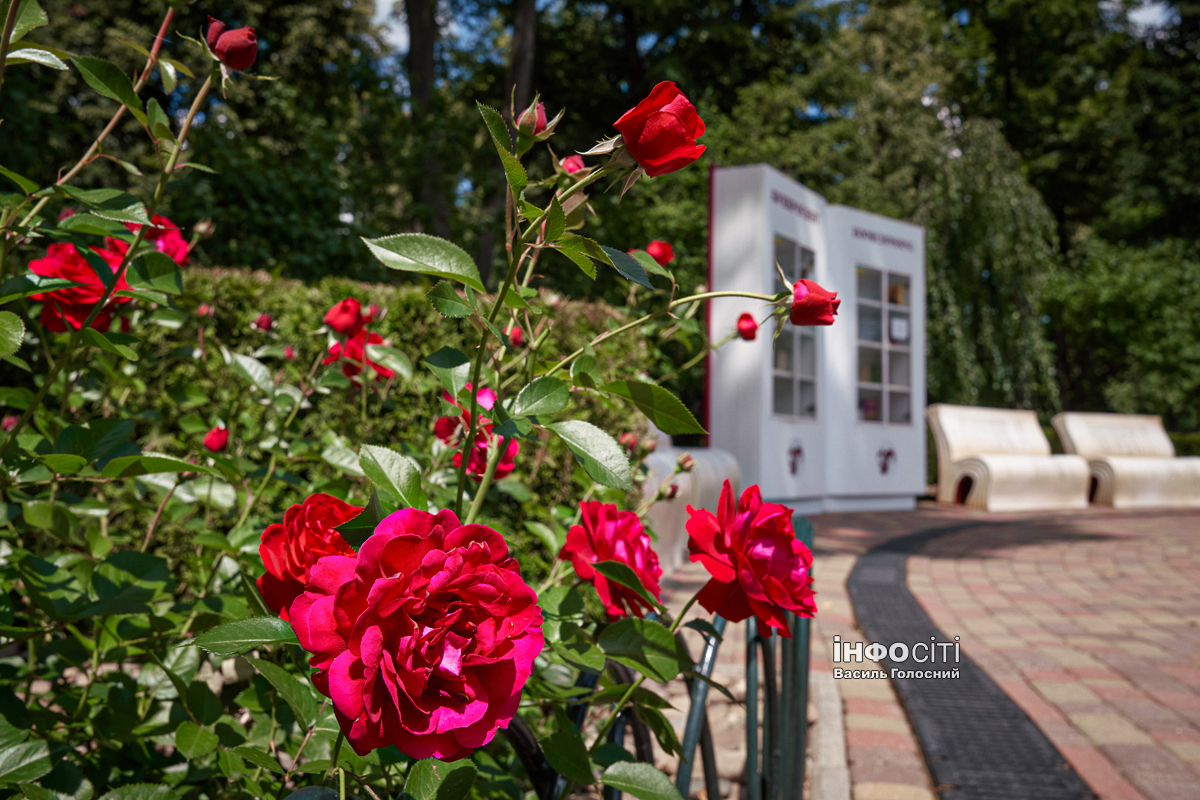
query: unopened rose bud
[
  {"left": 284, "top": 346, "right": 295, "bottom": 360},
  {"left": 677, "top": 453, "right": 695, "bottom": 472},
  {"left": 562, "top": 155, "right": 585, "bottom": 174},
  {"left": 618, "top": 432, "right": 638, "bottom": 452},
  {"left": 737, "top": 312, "right": 758, "bottom": 341},
  {"left": 203, "top": 425, "right": 229, "bottom": 453},
  {"left": 645, "top": 438, "right": 657, "bottom": 453},
  {"left": 197, "top": 303, "right": 215, "bottom": 317},
  {"left": 665, "top": 483, "right": 679, "bottom": 500},
  {"left": 252, "top": 313, "right": 273, "bottom": 332},
  {"left": 367, "top": 303, "right": 382, "bottom": 321},
  {"left": 518, "top": 101, "right": 548, "bottom": 134},
  {"left": 194, "top": 219, "right": 216, "bottom": 239},
  {"left": 646, "top": 240, "right": 674, "bottom": 266},
  {"left": 1, "top": 415, "right": 18, "bottom": 433},
  {"left": 207, "top": 16, "right": 258, "bottom": 71},
  {"left": 505, "top": 325, "right": 524, "bottom": 348}
]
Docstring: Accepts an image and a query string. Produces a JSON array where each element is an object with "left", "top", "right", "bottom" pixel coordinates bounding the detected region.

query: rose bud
[
  {"left": 194, "top": 219, "right": 216, "bottom": 239},
  {"left": 613, "top": 81, "right": 706, "bottom": 177},
  {"left": 284, "top": 346, "right": 295, "bottom": 361},
  {"left": 518, "top": 102, "right": 548, "bottom": 135},
  {"left": 790, "top": 279, "right": 840, "bottom": 326},
  {"left": 324, "top": 297, "right": 363, "bottom": 336},
  {"left": 562, "top": 155, "right": 585, "bottom": 174},
  {"left": 645, "top": 438, "right": 657, "bottom": 452},
  {"left": 252, "top": 313, "right": 273, "bottom": 332},
  {"left": 197, "top": 303, "right": 215, "bottom": 317},
  {"left": 505, "top": 325, "right": 524, "bottom": 348},
  {"left": 737, "top": 313, "right": 758, "bottom": 341},
  {"left": 677, "top": 453, "right": 695, "bottom": 472},
  {"left": 203, "top": 425, "right": 230, "bottom": 453},
  {"left": 367, "top": 303, "right": 382, "bottom": 321},
  {"left": 206, "top": 16, "right": 257, "bottom": 72},
  {"left": 1, "top": 415, "right": 18, "bottom": 433},
  {"left": 665, "top": 483, "right": 679, "bottom": 500},
  {"left": 58, "top": 208, "right": 76, "bottom": 222},
  {"left": 646, "top": 240, "right": 674, "bottom": 266},
  {"left": 618, "top": 432, "right": 638, "bottom": 452}
]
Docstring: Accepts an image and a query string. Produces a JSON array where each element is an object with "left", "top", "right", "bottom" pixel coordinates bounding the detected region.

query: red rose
[
  {"left": 203, "top": 425, "right": 229, "bottom": 453},
  {"left": 29, "top": 243, "right": 131, "bottom": 332},
  {"left": 256, "top": 493, "right": 361, "bottom": 621},
  {"left": 290, "top": 508, "right": 543, "bottom": 758},
  {"left": 518, "top": 102, "right": 548, "bottom": 134},
  {"left": 613, "top": 82, "right": 706, "bottom": 177},
  {"left": 196, "top": 303, "right": 215, "bottom": 317},
  {"left": 206, "top": 17, "right": 257, "bottom": 71},
  {"left": 790, "top": 279, "right": 840, "bottom": 326},
  {"left": 737, "top": 313, "right": 758, "bottom": 341},
  {"left": 434, "top": 385, "right": 517, "bottom": 480},
  {"left": 1, "top": 416, "right": 18, "bottom": 433},
  {"left": 284, "top": 345, "right": 296, "bottom": 361},
  {"left": 645, "top": 240, "right": 674, "bottom": 266},
  {"left": 505, "top": 325, "right": 524, "bottom": 348},
  {"left": 560, "top": 502, "right": 663, "bottom": 619},
  {"left": 618, "top": 432, "right": 638, "bottom": 452},
  {"left": 324, "top": 297, "right": 364, "bottom": 336},
  {"left": 367, "top": 303, "right": 382, "bottom": 322},
  {"left": 562, "top": 155, "right": 585, "bottom": 174},
  {"left": 104, "top": 214, "right": 189, "bottom": 266},
  {"left": 686, "top": 481, "right": 815, "bottom": 637},
  {"left": 324, "top": 328, "right": 393, "bottom": 383},
  {"left": 252, "top": 313, "right": 273, "bottom": 332}
]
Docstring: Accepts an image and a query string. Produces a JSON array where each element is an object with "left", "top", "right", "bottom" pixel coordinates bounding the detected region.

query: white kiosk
[{"left": 707, "top": 164, "right": 926, "bottom": 513}]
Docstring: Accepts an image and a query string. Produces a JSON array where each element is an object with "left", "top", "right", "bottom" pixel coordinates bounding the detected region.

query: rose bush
[{"left": 0, "top": 10, "right": 825, "bottom": 799}]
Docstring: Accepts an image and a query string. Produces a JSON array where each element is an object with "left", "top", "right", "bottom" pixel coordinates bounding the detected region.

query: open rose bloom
[
  {"left": 560, "top": 502, "right": 663, "bottom": 618},
  {"left": 30, "top": 243, "right": 131, "bottom": 332},
  {"left": 289, "top": 508, "right": 543, "bottom": 759},
  {"left": 257, "top": 493, "right": 361, "bottom": 620}
]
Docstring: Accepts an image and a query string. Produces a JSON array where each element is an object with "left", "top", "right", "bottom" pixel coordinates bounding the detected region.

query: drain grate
[{"left": 846, "top": 524, "right": 1096, "bottom": 800}]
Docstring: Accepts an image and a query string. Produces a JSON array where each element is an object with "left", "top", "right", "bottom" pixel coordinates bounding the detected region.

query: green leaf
[
  {"left": 592, "top": 561, "right": 664, "bottom": 612},
  {"left": 599, "top": 246, "right": 653, "bottom": 288},
  {"left": 600, "top": 762, "right": 685, "bottom": 800},
  {"left": 54, "top": 418, "right": 134, "bottom": 464},
  {"left": 363, "top": 234, "right": 484, "bottom": 292},
  {"left": 69, "top": 56, "right": 147, "bottom": 123},
  {"left": 174, "top": 721, "right": 218, "bottom": 759},
  {"left": 597, "top": 617, "right": 692, "bottom": 683},
  {"left": 602, "top": 380, "right": 705, "bottom": 435},
  {"left": 683, "top": 669, "right": 736, "bottom": 702},
  {"left": 0, "top": 273, "right": 83, "bottom": 304},
  {"left": 321, "top": 443, "right": 364, "bottom": 478},
  {"left": 186, "top": 681, "right": 223, "bottom": 725},
  {"left": 4, "top": 0, "right": 47, "bottom": 43},
  {"left": 557, "top": 234, "right": 612, "bottom": 265},
  {"left": 36, "top": 454, "right": 87, "bottom": 476},
  {"left": 424, "top": 347, "right": 471, "bottom": 397},
  {"left": 544, "top": 195, "right": 566, "bottom": 243},
  {"left": 81, "top": 327, "right": 138, "bottom": 361},
  {"left": 175, "top": 161, "right": 218, "bottom": 173},
  {"left": 334, "top": 489, "right": 386, "bottom": 549},
  {"left": 637, "top": 706, "right": 683, "bottom": 757},
  {"left": 128, "top": 252, "right": 182, "bottom": 295},
  {"left": 427, "top": 281, "right": 473, "bottom": 318},
  {"left": 629, "top": 250, "right": 673, "bottom": 280},
  {"left": 359, "top": 444, "right": 426, "bottom": 511},
  {"left": 476, "top": 103, "right": 528, "bottom": 196},
  {"left": 227, "top": 351, "right": 274, "bottom": 397},
  {"left": 541, "top": 711, "right": 593, "bottom": 784},
  {"left": 57, "top": 212, "right": 130, "bottom": 237},
  {"left": 192, "top": 617, "right": 299, "bottom": 657},
  {"left": 546, "top": 420, "right": 631, "bottom": 490},
  {"left": 591, "top": 743, "right": 635, "bottom": 770},
  {"left": 82, "top": 551, "right": 173, "bottom": 617},
  {"left": 403, "top": 758, "right": 478, "bottom": 800},
  {"left": 160, "top": 60, "right": 177, "bottom": 93},
  {"left": 538, "top": 586, "right": 584, "bottom": 643},
  {"left": 101, "top": 452, "right": 217, "bottom": 478},
  {"left": 683, "top": 619, "right": 723, "bottom": 643},
  {"left": 95, "top": 785, "right": 172, "bottom": 800},
  {"left": 553, "top": 246, "right": 596, "bottom": 279},
  {"left": 0, "top": 166, "right": 36, "bottom": 195},
  {"left": 513, "top": 376, "right": 569, "bottom": 417},
  {"left": 21, "top": 502, "right": 73, "bottom": 536},
  {"left": 0, "top": 740, "right": 50, "bottom": 784},
  {"left": 57, "top": 186, "right": 149, "bottom": 225},
  {"left": 0, "top": 311, "right": 23, "bottom": 357},
  {"left": 5, "top": 47, "right": 65, "bottom": 70},
  {"left": 570, "top": 354, "right": 602, "bottom": 389},
  {"left": 555, "top": 637, "right": 606, "bottom": 674},
  {"left": 365, "top": 344, "right": 414, "bottom": 381},
  {"left": 145, "top": 98, "right": 174, "bottom": 141},
  {"left": 16, "top": 556, "right": 88, "bottom": 619},
  {"left": 233, "top": 746, "right": 285, "bottom": 774},
  {"left": 244, "top": 657, "right": 319, "bottom": 730}
]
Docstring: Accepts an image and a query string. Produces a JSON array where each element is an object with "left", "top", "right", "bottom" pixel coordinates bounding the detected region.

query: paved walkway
[{"left": 654, "top": 504, "right": 1200, "bottom": 800}]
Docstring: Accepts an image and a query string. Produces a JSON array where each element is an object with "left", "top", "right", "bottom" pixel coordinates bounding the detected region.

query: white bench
[
  {"left": 926, "top": 404, "right": 1089, "bottom": 511},
  {"left": 1051, "top": 412, "right": 1200, "bottom": 508}
]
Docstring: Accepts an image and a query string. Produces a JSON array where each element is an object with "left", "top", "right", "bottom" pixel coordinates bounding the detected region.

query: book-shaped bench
[
  {"left": 926, "top": 404, "right": 1089, "bottom": 511},
  {"left": 1051, "top": 412, "right": 1200, "bottom": 508}
]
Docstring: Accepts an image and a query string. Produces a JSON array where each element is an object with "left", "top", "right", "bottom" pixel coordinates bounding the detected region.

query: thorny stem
[
  {"left": 463, "top": 435, "right": 512, "bottom": 525},
  {"left": 0, "top": 74, "right": 214, "bottom": 465},
  {"left": 141, "top": 485, "right": 176, "bottom": 552}
]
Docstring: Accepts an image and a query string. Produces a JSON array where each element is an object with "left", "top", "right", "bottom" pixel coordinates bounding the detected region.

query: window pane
[
  {"left": 799, "top": 381, "right": 817, "bottom": 418},
  {"left": 888, "top": 310, "right": 911, "bottom": 344},
  {"left": 889, "top": 391, "right": 912, "bottom": 424},
  {"left": 798, "top": 332, "right": 816, "bottom": 378},
  {"left": 858, "top": 388, "right": 883, "bottom": 422},
  {"left": 773, "top": 377, "right": 795, "bottom": 415},
  {"left": 773, "top": 331, "right": 794, "bottom": 373},
  {"left": 888, "top": 350, "right": 911, "bottom": 387},
  {"left": 887, "top": 273, "right": 910, "bottom": 307},
  {"left": 799, "top": 246, "right": 815, "bottom": 280},
  {"left": 858, "top": 346, "right": 882, "bottom": 384},
  {"left": 858, "top": 305, "right": 882, "bottom": 342},
  {"left": 774, "top": 236, "right": 796, "bottom": 292},
  {"left": 857, "top": 266, "right": 882, "bottom": 301}
]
